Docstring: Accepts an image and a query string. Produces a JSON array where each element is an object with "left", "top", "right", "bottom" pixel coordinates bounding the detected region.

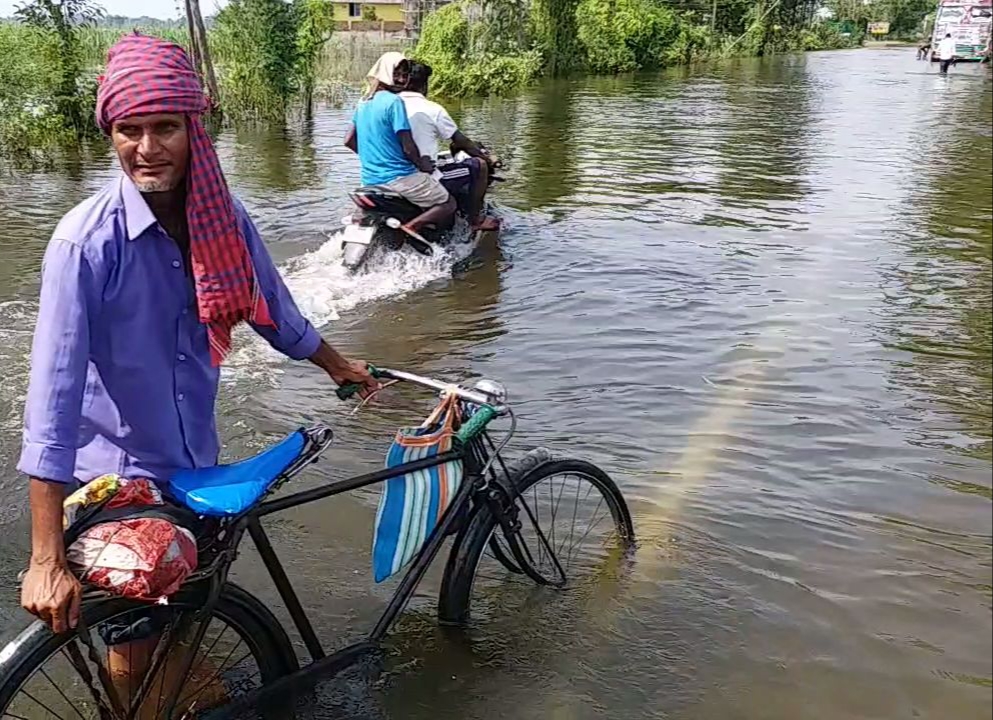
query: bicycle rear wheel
[
  {"left": 0, "top": 582, "right": 297, "bottom": 720},
  {"left": 438, "top": 455, "right": 635, "bottom": 626}
]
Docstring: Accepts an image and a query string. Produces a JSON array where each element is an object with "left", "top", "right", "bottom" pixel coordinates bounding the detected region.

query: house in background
[
  {"left": 331, "top": 0, "right": 450, "bottom": 34},
  {"left": 332, "top": 0, "right": 405, "bottom": 31}
]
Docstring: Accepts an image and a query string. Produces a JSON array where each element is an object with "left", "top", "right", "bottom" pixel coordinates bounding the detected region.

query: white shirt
[
  {"left": 938, "top": 36, "right": 956, "bottom": 60},
  {"left": 399, "top": 91, "right": 459, "bottom": 178}
]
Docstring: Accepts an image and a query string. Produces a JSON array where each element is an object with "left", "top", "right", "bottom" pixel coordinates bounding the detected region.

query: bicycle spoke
[
  {"left": 532, "top": 484, "right": 543, "bottom": 567},
  {"left": 564, "top": 499, "right": 609, "bottom": 572},
  {"left": 130, "top": 616, "right": 190, "bottom": 720},
  {"left": 62, "top": 638, "right": 117, "bottom": 720},
  {"left": 187, "top": 621, "right": 225, "bottom": 685},
  {"left": 548, "top": 477, "right": 556, "bottom": 568},
  {"left": 462, "top": 460, "right": 632, "bottom": 629},
  {"left": 564, "top": 477, "right": 582, "bottom": 560},
  {"left": 3, "top": 711, "right": 33, "bottom": 719},
  {"left": 154, "top": 618, "right": 216, "bottom": 719},
  {"left": 39, "top": 668, "right": 86, "bottom": 720},
  {"left": 177, "top": 644, "right": 253, "bottom": 713},
  {"left": 516, "top": 488, "right": 567, "bottom": 585},
  {"left": 20, "top": 689, "right": 70, "bottom": 720}
]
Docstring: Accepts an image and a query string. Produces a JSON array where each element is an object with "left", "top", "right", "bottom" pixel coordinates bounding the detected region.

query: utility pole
[
  {"left": 184, "top": 0, "right": 203, "bottom": 81},
  {"left": 185, "top": 0, "right": 221, "bottom": 112}
]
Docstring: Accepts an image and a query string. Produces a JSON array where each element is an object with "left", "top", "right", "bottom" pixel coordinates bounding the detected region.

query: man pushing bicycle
[{"left": 17, "top": 34, "right": 378, "bottom": 714}]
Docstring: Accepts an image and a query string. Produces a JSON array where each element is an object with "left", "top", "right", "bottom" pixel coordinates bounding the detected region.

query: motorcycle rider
[
  {"left": 399, "top": 62, "right": 500, "bottom": 232},
  {"left": 344, "top": 53, "right": 456, "bottom": 235}
]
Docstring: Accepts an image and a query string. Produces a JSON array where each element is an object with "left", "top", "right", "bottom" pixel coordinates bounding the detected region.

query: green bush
[
  {"left": 0, "top": 23, "right": 95, "bottom": 163},
  {"left": 213, "top": 0, "right": 301, "bottom": 121},
  {"left": 575, "top": 0, "right": 683, "bottom": 72},
  {"left": 414, "top": 2, "right": 542, "bottom": 96}
]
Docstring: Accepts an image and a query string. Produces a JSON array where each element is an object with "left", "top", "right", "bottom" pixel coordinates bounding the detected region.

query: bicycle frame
[{"left": 201, "top": 422, "right": 510, "bottom": 714}]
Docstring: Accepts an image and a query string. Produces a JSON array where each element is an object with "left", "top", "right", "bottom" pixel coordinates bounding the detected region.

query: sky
[{"left": 0, "top": 0, "right": 229, "bottom": 20}]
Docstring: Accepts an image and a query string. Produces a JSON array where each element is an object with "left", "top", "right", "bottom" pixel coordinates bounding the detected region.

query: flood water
[{"left": 1, "top": 47, "right": 991, "bottom": 719}]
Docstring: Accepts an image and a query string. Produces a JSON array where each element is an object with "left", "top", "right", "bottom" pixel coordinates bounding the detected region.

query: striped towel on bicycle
[{"left": 372, "top": 394, "right": 463, "bottom": 582}]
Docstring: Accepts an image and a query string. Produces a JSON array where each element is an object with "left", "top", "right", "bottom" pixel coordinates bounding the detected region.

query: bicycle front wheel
[
  {"left": 438, "top": 455, "right": 635, "bottom": 626},
  {"left": 0, "top": 582, "right": 297, "bottom": 720}
]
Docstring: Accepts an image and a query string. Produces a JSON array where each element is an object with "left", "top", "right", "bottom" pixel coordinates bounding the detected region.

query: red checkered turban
[{"left": 96, "top": 34, "right": 274, "bottom": 365}]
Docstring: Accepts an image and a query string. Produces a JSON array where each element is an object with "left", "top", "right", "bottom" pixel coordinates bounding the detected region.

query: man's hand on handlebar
[
  {"left": 308, "top": 340, "right": 380, "bottom": 400},
  {"left": 329, "top": 360, "right": 380, "bottom": 400},
  {"left": 484, "top": 152, "right": 501, "bottom": 170}
]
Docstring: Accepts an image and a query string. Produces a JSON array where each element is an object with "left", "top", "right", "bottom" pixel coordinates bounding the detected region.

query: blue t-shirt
[{"left": 352, "top": 91, "right": 417, "bottom": 186}]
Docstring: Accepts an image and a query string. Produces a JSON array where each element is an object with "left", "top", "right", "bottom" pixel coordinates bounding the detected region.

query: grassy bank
[{"left": 0, "top": 18, "right": 407, "bottom": 166}]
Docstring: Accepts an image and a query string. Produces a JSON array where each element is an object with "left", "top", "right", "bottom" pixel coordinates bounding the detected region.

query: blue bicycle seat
[{"left": 168, "top": 431, "right": 306, "bottom": 516}]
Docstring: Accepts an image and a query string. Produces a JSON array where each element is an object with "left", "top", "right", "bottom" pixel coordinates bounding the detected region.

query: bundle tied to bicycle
[{"left": 62, "top": 475, "right": 200, "bottom": 602}]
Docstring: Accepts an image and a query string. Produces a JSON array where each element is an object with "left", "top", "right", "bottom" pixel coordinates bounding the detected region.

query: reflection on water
[{"left": 0, "top": 49, "right": 991, "bottom": 719}]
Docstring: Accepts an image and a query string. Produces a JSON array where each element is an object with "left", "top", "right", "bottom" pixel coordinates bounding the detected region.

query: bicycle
[{"left": 0, "top": 367, "right": 635, "bottom": 719}]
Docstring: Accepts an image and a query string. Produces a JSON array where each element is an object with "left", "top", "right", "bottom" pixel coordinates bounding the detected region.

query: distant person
[
  {"left": 937, "top": 33, "right": 957, "bottom": 74},
  {"left": 399, "top": 63, "right": 500, "bottom": 232},
  {"left": 917, "top": 39, "right": 931, "bottom": 60},
  {"left": 343, "top": 52, "right": 456, "bottom": 235}
]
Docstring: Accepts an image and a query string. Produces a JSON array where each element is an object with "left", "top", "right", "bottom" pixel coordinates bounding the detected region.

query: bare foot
[{"left": 472, "top": 216, "right": 501, "bottom": 232}]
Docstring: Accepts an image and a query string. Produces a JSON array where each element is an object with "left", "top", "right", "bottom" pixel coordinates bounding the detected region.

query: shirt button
[
  {"left": 172, "top": 259, "right": 182, "bottom": 269},
  {"left": 181, "top": 308, "right": 189, "bottom": 315},
  {"left": 177, "top": 353, "right": 187, "bottom": 362},
  {"left": 177, "top": 392, "right": 185, "bottom": 402}
]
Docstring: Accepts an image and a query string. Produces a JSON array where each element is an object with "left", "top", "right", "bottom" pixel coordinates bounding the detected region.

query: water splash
[{"left": 222, "top": 227, "right": 480, "bottom": 383}]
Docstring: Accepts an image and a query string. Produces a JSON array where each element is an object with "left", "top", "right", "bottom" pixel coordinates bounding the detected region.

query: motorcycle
[{"left": 339, "top": 149, "right": 502, "bottom": 272}]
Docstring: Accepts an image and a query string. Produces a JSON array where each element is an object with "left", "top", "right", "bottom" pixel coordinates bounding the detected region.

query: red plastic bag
[
  {"left": 68, "top": 519, "right": 197, "bottom": 601},
  {"left": 65, "top": 477, "right": 198, "bottom": 602}
]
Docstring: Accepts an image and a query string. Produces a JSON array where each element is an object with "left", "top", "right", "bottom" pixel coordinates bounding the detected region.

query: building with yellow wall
[{"left": 332, "top": 0, "right": 405, "bottom": 28}]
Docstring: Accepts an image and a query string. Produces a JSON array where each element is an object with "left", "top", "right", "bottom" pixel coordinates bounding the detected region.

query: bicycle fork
[{"left": 482, "top": 482, "right": 568, "bottom": 588}]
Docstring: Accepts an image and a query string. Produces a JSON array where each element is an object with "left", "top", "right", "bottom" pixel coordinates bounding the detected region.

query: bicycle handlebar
[{"left": 336, "top": 365, "right": 507, "bottom": 412}]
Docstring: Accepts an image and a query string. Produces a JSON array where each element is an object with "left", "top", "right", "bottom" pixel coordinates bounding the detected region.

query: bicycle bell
[{"left": 473, "top": 378, "right": 507, "bottom": 404}]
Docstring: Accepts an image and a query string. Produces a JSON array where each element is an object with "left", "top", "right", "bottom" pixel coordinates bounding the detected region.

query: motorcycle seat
[{"left": 355, "top": 185, "right": 405, "bottom": 199}]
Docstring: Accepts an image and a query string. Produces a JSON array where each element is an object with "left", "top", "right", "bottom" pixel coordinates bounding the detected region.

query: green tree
[
  {"left": 414, "top": 1, "right": 542, "bottom": 96},
  {"left": 13, "top": 0, "right": 103, "bottom": 136},
  {"left": 295, "top": 0, "right": 335, "bottom": 113},
  {"left": 213, "top": 0, "right": 300, "bottom": 121},
  {"left": 530, "top": 0, "right": 581, "bottom": 75},
  {"left": 575, "top": 0, "right": 683, "bottom": 72}
]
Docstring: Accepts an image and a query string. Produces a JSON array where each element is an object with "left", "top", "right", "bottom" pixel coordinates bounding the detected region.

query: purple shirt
[{"left": 18, "top": 177, "right": 321, "bottom": 485}]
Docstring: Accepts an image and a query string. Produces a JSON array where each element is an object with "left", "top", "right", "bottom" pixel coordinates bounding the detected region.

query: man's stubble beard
[{"left": 135, "top": 179, "right": 179, "bottom": 193}]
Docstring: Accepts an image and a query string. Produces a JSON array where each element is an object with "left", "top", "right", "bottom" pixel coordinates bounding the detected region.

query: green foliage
[
  {"left": 414, "top": 2, "right": 542, "bottom": 96},
  {"left": 575, "top": 0, "right": 683, "bottom": 72},
  {"left": 361, "top": 4, "right": 379, "bottom": 21},
  {"left": 295, "top": 0, "right": 336, "bottom": 107},
  {"left": 827, "top": 0, "right": 931, "bottom": 37},
  {"left": 0, "top": 23, "right": 71, "bottom": 161},
  {"left": 797, "top": 22, "right": 862, "bottom": 49},
  {"left": 76, "top": 26, "right": 190, "bottom": 65},
  {"left": 213, "top": 0, "right": 301, "bottom": 121},
  {"left": 415, "top": 2, "right": 468, "bottom": 66},
  {"left": 12, "top": 0, "right": 102, "bottom": 137},
  {"left": 530, "top": 0, "right": 582, "bottom": 74}
]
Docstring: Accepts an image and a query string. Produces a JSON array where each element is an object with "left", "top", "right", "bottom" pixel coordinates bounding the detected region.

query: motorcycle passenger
[
  {"left": 344, "top": 53, "right": 456, "bottom": 235},
  {"left": 400, "top": 62, "right": 500, "bottom": 232}
]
